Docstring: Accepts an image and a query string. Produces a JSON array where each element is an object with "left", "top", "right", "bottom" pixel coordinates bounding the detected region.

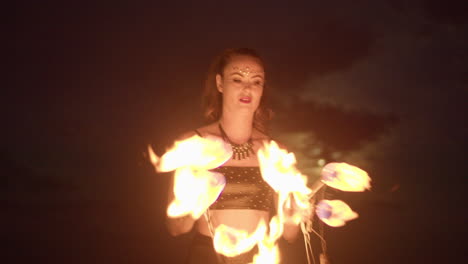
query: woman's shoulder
[
  {"left": 252, "top": 130, "right": 289, "bottom": 150},
  {"left": 252, "top": 128, "right": 273, "bottom": 142},
  {"left": 179, "top": 122, "right": 221, "bottom": 140}
]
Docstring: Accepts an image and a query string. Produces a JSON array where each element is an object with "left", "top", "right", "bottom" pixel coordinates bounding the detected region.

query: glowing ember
[
  {"left": 315, "top": 199, "right": 358, "bottom": 227},
  {"left": 321, "top": 162, "right": 371, "bottom": 192}
]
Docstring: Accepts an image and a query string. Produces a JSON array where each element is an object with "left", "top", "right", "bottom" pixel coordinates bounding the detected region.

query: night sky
[{"left": 6, "top": 1, "right": 467, "bottom": 263}]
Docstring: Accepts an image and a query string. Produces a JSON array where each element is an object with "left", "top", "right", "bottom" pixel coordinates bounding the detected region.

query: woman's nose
[{"left": 242, "top": 82, "right": 252, "bottom": 90}]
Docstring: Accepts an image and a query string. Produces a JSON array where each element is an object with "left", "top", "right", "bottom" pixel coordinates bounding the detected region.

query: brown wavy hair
[{"left": 202, "top": 48, "right": 273, "bottom": 134}]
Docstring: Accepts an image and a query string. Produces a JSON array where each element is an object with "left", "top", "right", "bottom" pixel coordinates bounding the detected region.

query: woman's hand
[
  {"left": 166, "top": 214, "right": 196, "bottom": 236},
  {"left": 281, "top": 194, "right": 303, "bottom": 242}
]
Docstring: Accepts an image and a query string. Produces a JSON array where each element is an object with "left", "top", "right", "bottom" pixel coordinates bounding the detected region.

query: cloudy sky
[{"left": 6, "top": 1, "right": 467, "bottom": 263}]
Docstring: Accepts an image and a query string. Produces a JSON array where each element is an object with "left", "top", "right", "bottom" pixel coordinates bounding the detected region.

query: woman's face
[{"left": 216, "top": 55, "right": 265, "bottom": 114}]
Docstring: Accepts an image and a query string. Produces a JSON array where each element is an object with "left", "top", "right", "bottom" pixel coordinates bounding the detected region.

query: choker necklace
[{"left": 218, "top": 123, "right": 254, "bottom": 160}]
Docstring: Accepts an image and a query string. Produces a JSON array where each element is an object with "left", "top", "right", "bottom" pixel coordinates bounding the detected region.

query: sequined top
[{"left": 209, "top": 166, "right": 275, "bottom": 211}]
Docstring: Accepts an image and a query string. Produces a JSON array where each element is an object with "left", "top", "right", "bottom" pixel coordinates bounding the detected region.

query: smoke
[{"left": 289, "top": 5, "right": 467, "bottom": 242}]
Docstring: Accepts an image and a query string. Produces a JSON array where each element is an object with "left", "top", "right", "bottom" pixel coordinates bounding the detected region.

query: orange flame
[
  {"left": 213, "top": 220, "right": 267, "bottom": 257},
  {"left": 251, "top": 215, "right": 283, "bottom": 264},
  {"left": 258, "top": 141, "right": 312, "bottom": 225},
  {"left": 147, "top": 145, "right": 159, "bottom": 167},
  {"left": 253, "top": 240, "right": 280, "bottom": 264},
  {"left": 315, "top": 199, "right": 358, "bottom": 227},
  {"left": 211, "top": 140, "right": 311, "bottom": 263},
  {"left": 148, "top": 135, "right": 232, "bottom": 219},
  {"left": 149, "top": 137, "right": 370, "bottom": 263},
  {"left": 167, "top": 167, "right": 226, "bottom": 219},
  {"left": 208, "top": 140, "right": 312, "bottom": 263},
  {"left": 157, "top": 135, "right": 232, "bottom": 172},
  {"left": 321, "top": 162, "right": 371, "bottom": 192},
  {"left": 213, "top": 216, "right": 283, "bottom": 263}
]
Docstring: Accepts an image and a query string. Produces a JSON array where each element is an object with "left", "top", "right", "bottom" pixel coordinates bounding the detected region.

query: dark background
[{"left": 6, "top": 0, "right": 467, "bottom": 263}]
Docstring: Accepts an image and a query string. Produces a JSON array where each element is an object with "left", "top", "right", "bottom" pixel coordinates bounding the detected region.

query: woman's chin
[
  {"left": 238, "top": 102, "right": 259, "bottom": 110},
  {"left": 237, "top": 106, "right": 256, "bottom": 114}
]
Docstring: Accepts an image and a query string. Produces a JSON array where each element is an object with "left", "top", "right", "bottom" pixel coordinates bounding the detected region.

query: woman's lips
[{"left": 239, "top": 97, "right": 252, "bottom": 103}]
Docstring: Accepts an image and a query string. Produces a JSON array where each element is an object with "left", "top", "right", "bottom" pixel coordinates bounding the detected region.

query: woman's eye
[
  {"left": 255, "top": 81, "right": 263, "bottom": 86},
  {"left": 233, "top": 79, "right": 241, "bottom": 83}
]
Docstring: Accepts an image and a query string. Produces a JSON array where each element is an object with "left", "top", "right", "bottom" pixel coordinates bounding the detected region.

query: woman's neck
[{"left": 219, "top": 111, "right": 254, "bottom": 144}]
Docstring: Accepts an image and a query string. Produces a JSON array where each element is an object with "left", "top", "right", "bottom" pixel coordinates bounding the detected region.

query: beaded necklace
[{"left": 218, "top": 123, "right": 255, "bottom": 160}]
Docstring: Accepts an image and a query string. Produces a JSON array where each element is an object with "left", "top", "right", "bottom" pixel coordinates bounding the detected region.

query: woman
[{"left": 166, "top": 48, "right": 299, "bottom": 264}]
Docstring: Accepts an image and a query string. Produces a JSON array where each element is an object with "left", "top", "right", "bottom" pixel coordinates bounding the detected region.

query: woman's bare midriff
[{"left": 196, "top": 209, "right": 270, "bottom": 237}]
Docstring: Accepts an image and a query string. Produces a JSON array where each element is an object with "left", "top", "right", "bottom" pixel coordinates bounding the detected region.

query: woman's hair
[{"left": 202, "top": 48, "right": 273, "bottom": 134}]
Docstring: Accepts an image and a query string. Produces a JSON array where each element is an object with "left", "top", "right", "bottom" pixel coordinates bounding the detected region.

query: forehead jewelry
[
  {"left": 232, "top": 66, "right": 263, "bottom": 77},
  {"left": 219, "top": 123, "right": 255, "bottom": 160}
]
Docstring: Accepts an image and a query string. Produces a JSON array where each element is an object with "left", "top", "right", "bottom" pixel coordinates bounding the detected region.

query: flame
[
  {"left": 167, "top": 167, "right": 226, "bottom": 219},
  {"left": 148, "top": 135, "right": 232, "bottom": 219},
  {"left": 251, "top": 216, "right": 282, "bottom": 264},
  {"left": 315, "top": 199, "right": 358, "bottom": 227},
  {"left": 211, "top": 140, "right": 311, "bottom": 263},
  {"left": 213, "top": 217, "right": 283, "bottom": 263},
  {"left": 253, "top": 240, "right": 280, "bottom": 264},
  {"left": 149, "top": 137, "right": 371, "bottom": 263},
  {"left": 147, "top": 145, "right": 159, "bottom": 166},
  {"left": 258, "top": 141, "right": 312, "bottom": 224},
  {"left": 321, "top": 162, "right": 371, "bottom": 192},
  {"left": 209, "top": 140, "right": 311, "bottom": 263},
  {"left": 158, "top": 135, "right": 232, "bottom": 172},
  {"left": 213, "top": 220, "right": 267, "bottom": 257}
]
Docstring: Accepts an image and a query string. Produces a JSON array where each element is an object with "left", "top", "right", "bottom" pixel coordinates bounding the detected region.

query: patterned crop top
[{"left": 209, "top": 166, "right": 275, "bottom": 211}]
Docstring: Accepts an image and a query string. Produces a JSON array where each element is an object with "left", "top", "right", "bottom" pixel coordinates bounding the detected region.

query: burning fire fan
[{"left": 149, "top": 136, "right": 371, "bottom": 264}]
